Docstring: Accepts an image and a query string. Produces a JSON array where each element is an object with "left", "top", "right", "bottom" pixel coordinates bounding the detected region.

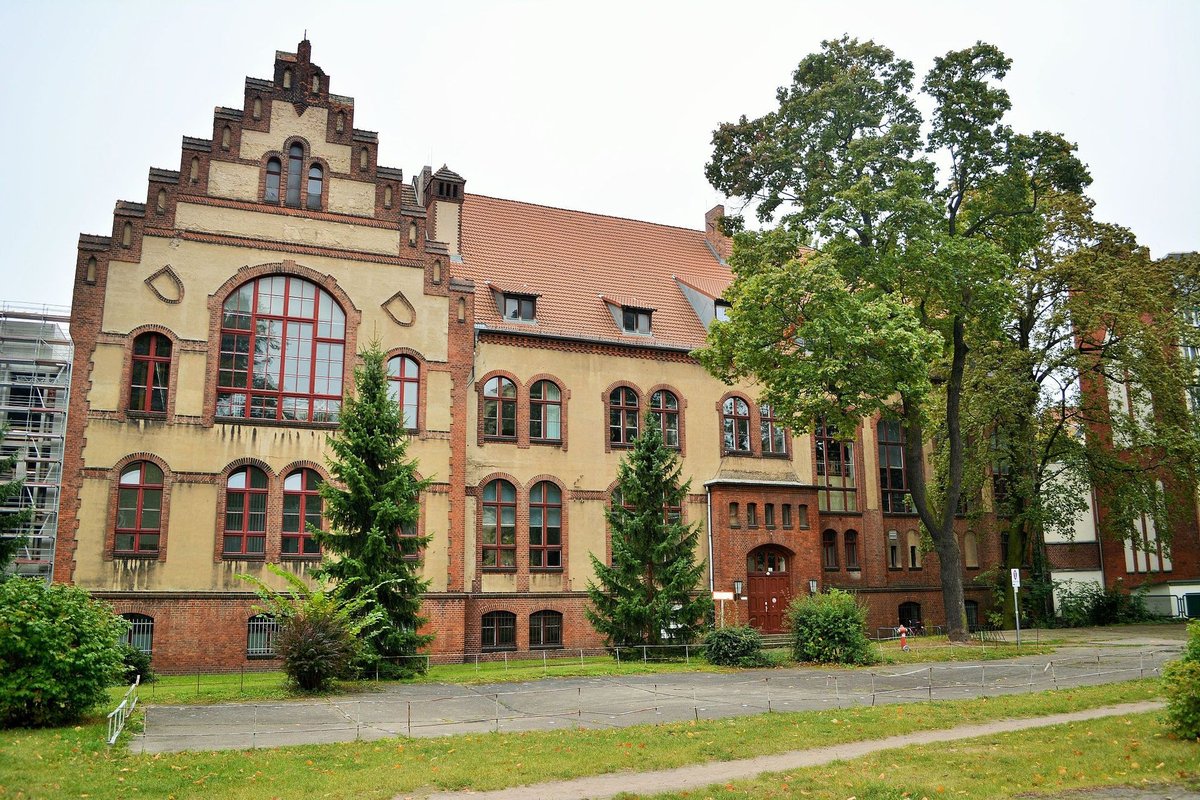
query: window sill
[
  {"left": 531, "top": 438, "right": 563, "bottom": 446},
  {"left": 846, "top": 567, "right": 862, "bottom": 572},
  {"left": 223, "top": 554, "right": 266, "bottom": 562},
  {"left": 281, "top": 554, "right": 322, "bottom": 562},
  {"left": 216, "top": 416, "right": 339, "bottom": 430},
  {"left": 482, "top": 436, "right": 518, "bottom": 443},
  {"left": 530, "top": 567, "right": 564, "bottom": 573},
  {"left": 762, "top": 452, "right": 790, "bottom": 459},
  {"left": 908, "top": 567, "right": 923, "bottom": 572},
  {"left": 482, "top": 646, "right": 517, "bottom": 653},
  {"left": 721, "top": 450, "right": 755, "bottom": 458},
  {"left": 882, "top": 511, "right": 920, "bottom": 517},
  {"left": 609, "top": 442, "right": 634, "bottom": 449},
  {"left": 112, "top": 552, "right": 160, "bottom": 559},
  {"left": 823, "top": 567, "right": 840, "bottom": 572},
  {"left": 531, "top": 645, "right": 563, "bottom": 651},
  {"left": 482, "top": 567, "right": 517, "bottom": 573},
  {"left": 246, "top": 653, "right": 279, "bottom": 661},
  {"left": 126, "top": 410, "right": 167, "bottom": 420}
]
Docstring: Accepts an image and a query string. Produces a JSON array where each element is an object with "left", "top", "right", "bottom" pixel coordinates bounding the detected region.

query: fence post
[
  {"left": 766, "top": 677, "right": 772, "bottom": 713},
  {"left": 927, "top": 667, "right": 933, "bottom": 700},
  {"left": 1139, "top": 652, "right": 1144, "bottom": 678},
  {"left": 196, "top": 668, "right": 201, "bottom": 696},
  {"left": 579, "top": 648, "right": 584, "bottom": 668},
  {"left": 504, "top": 652, "right": 509, "bottom": 672},
  {"left": 980, "top": 664, "right": 985, "bottom": 689},
  {"left": 543, "top": 650, "right": 548, "bottom": 675},
  {"left": 693, "top": 687, "right": 698, "bottom": 722},
  {"left": 240, "top": 667, "right": 244, "bottom": 693},
  {"left": 408, "top": 701, "right": 412, "bottom": 737},
  {"left": 870, "top": 672, "right": 876, "bottom": 706},
  {"left": 685, "top": 643, "right": 690, "bottom": 665},
  {"left": 616, "top": 647, "right": 621, "bottom": 666},
  {"left": 494, "top": 693, "right": 500, "bottom": 732},
  {"left": 643, "top": 645, "right": 647, "bottom": 664},
  {"left": 654, "top": 683, "right": 659, "bottom": 713},
  {"left": 252, "top": 703, "right": 257, "bottom": 750}
]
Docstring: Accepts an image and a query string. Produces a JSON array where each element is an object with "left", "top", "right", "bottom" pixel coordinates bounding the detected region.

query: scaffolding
[{"left": 0, "top": 302, "right": 71, "bottom": 582}]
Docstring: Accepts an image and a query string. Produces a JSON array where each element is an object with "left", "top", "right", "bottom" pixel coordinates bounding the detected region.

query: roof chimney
[{"left": 705, "top": 205, "right": 732, "bottom": 262}]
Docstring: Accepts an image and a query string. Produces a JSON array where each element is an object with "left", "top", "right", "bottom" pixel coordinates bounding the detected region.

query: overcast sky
[{"left": 1, "top": 1, "right": 1196, "bottom": 310}]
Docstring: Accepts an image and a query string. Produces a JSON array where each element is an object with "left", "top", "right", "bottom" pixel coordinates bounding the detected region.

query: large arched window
[
  {"left": 264, "top": 158, "right": 282, "bottom": 203},
  {"left": 282, "top": 468, "right": 322, "bottom": 557},
  {"left": 121, "top": 613, "right": 154, "bottom": 654},
  {"left": 387, "top": 355, "right": 420, "bottom": 430},
  {"left": 481, "top": 479, "right": 516, "bottom": 568},
  {"left": 760, "top": 402, "right": 786, "bottom": 455},
  {"left": 483, "top": 377, "right": 517, "bottom": 439},
  {"left": 115, "top": 461, "right": 163, "bottom": 555},
  {"left": 530, "top": 610, "right": 563, "bottom": 649},
  {"left": 129, "top": 332, "right": 171, "bottom": 413},
  {"left": 722, "top": 397, "right": 751, "bottom": 453},
  {"left": 306, "top": 164, "right": 323, "bottom": 210},
  {"left": 650, "top": 390, "right": 680, "bottom": 448},
  {"left": 223, "top": 466, "right": 268, "bottom": 556},
  {"left": 529, "top": 380, "right": 562, "bottom": 442},
  {"left": 481, "top": 610, "right": 516, "bottom": 651},
  {"left": 529, "top": 481, "right": 562, "bottom": 570},
  {"left": 217, "top": 275, "right": 346, "bottom": 423},
  {"left": 609, "top": 386, "right": 639, "bottom": 446},
  {"left": 285, "top": 144, "right": 303, "bottom": 207}
]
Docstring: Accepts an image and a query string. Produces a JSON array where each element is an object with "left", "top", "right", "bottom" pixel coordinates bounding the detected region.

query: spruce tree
[
  {"left": 586, "top": 412, "right": 709, "bottom": 647},
  {"left": 314, "top": 342, "right": 432, "bottom": 676},
  {"left": 0, "top": 426, "right": 33, "bottom": 579}
]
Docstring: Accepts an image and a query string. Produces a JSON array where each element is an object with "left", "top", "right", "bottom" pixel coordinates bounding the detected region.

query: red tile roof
[{"left": 457, "top": 194, "right": 733, "bottom": 350}]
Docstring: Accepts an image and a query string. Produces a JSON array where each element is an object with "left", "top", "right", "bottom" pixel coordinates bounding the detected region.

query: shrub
[
  {"left": 0, "top": 578, "right": 128, "bottom": 727},
  {"left": 786, "top": 589, "right": 877, "bottom": 665},
  {"left": 704, "top": 625, "right": 766, "bottom": 667},
  {"left": 1163, "top": 619, "right": 1200, "bottom": 740},
  {"left": 118, "top": 644, "right": 155, "bottom": 685}
]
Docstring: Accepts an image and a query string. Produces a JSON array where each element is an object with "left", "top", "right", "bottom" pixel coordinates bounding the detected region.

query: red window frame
[
  {"left": 722, "top": 397, "right": 751, "bottom": 453},
  {"left": 529, "top": 481, "right": 562, "bottom": 570},
  {"left": 282, "top": 468, "right": 322, "bottom": 557},
  {"left": 223, "top": 466, "right": 268, "bottom": 557},
  {"left": 529, "top": 380, "right": 562, "bottom": 442},
  {"left": 217, "top": 275, "right": 346, "bottom": 423},
  {"left": 482, "top": 479, "right": 516, "bottom": 568},
  {"left": 650, "top": 390, "right": 680, "bottom": 448},
  {"left": 608, "top": 386, "right": 639, "bottom": 446},
  {"left": 114, "top": 461, "right": 163, "bottom": 555},
  {"left": 482, "top": 610, "right": 517, "bottom": 651},
  {"left": 483, "top": 377, "right": 517, "bottom": 439},
  {"left": 129, "top": 332, "right": 171, "bottom": 413},
  {"left": 388, "top": 355, "right": 420, "bottom": 430}
]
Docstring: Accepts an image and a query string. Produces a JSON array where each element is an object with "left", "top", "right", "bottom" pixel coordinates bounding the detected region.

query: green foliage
[
  {"left": 786, "top": 589, "right": 877, "bottom": 665},
  {"left": 240, "top": 565, "right": 379, "bottom": 692},
  {"left": 586, "top": 413, "right": 710, "bottom": 647},
  {"left": 314, "top": 341, "right": 432, "bottom": 678},
  {"left": 703, "top": 625, "right": 766, "bottom": 667},
  {"left": 1051, "top": 580, "right": 1157, "bottom": 627},
  {"left": 1162, "top": 620, "right": 1200, "bottom": 739},
  {"left": 0, "top": 424, "right": 34, "bottom": 578},
  {"left": 0, "top": 578, "right": 128, "bottom": 727},
  {"left": 118, "top": 644, "right": 154, "bottom": 685}
]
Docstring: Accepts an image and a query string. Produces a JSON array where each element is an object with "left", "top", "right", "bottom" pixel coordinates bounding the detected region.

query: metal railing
[{"left": 106, "top": 676, "right": 140, "bottom": 745}]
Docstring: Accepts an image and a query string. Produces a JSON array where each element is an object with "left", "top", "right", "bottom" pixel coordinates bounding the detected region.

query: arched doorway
[{"left": 746, "top": 546, "right": 792, "bottom": 633}]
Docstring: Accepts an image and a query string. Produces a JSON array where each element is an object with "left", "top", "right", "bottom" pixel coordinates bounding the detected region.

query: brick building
[{"left": 66, "top": 39, "right": 1169, "bottom": 672}]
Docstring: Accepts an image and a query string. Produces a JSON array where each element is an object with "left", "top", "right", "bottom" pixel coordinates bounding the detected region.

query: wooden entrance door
[{"left": 746, "top": 547, "right": 792, "bottom": 633}]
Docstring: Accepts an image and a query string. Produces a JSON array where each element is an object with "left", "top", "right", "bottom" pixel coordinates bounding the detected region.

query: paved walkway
[{"left": 416, "top": 701, "right": 1167, "bottom": 800}]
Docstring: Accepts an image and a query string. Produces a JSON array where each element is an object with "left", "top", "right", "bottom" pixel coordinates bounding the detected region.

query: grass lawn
[
  {"left": 1, "top": 679, "right": 1168, "bottom": 800},
  {"left": 632, "top": 711, "right": 1199, "bottom": 799}
]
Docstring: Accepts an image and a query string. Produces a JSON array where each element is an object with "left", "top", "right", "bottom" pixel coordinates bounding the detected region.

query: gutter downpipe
[{"left": 706, "top": 485, "right": 715, "bottom": 593}]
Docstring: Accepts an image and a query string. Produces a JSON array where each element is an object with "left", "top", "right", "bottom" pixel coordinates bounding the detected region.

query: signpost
[
  {"left": 1011, "top": 568, "right": 1022, "bottom": 647},
  {"left": 713, "top": 591, "right": 734, "bottom": 628}
]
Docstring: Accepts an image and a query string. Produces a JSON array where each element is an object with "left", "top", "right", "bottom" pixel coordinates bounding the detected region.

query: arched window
[
  {"left": 747, "top": 547, "right": 787, "bottom": 574},
  {"left": 844, "top": 529, "right": 860, "bottom": 570},
  {"left": 384, "top": 185, "right": 393, "bottom": 209},
  {"left": 86, "top": 256, "right": 97, "bottom": 283},
  {"left": 815, "top": 418, "right": 856, "bottom": 512},
  {"left": 481, "top": 610, "right": 516, "bottom": 651},
  {"left": 530, "top": 610, "right": 563, "bottom": 649},
  {"left": 729, "top": 502, "right": 740, "bottom": 528},
  {"left": 529, "top": 481, "right": 562, "bottom": 569},
  {"left": 878, "top": 420, "right": 913, "bottom": 513},
  {"left": 335, "top": 111, "right": 345, "bottom": 132},
  {"left": 482, "top": 377, "right": 517, "bottom": 439},
  {"left": 115, "top": 461, "right": 163, "bottom": 555},
  {"left": 264, "top": 158, "right": 282, "bottom": 203},
  {"left": 189, "top": 156, "right": 199, "bottom": 183},
  {"left": 223, "top": 466, "right": 268, "bottom": 556},
  {"left": 311, "top": 74, "right": 320, "bottom": 93},
  {"left": 156, "top": 189, "right": 166, "bottom": 213},
  {"left": 722, "top": 397, "right": 751, "bottom": 453},
  {"left": 963, "top": 531, "right": 980, "bottom": 569},
  {"left": 121, "top": 221, "right": 132, "bottom": 247},
  {"left": 608, "top": 386, "right": 639, "bottom": 446},
  {"left": 221, "top": 125, "right": 231, "bottom": 150},
  {"left": 898, "top": 601, "right": 922, "bottom": 627},
  {"left": 285, "top": 144, "right": 303, "bottom": 207},
  {"left": 650, "top": 390, "right": 680, "bottom": 448},
  {"left": 282, "top": 468, "right": 322, "bottom": 557},
  {"left": 121, "top": 613, "right": 154, "bottom": 654},
  {"left": 822, "top": 529, "right": 839, "bottom": 570},
  {"left": 282, "top": 68, "right": 292, "bottom": 89},
  {"left": 481, "top": 479, "right": 516, "bottom": 568},
  {"left": 359, "top": 147, "right": 369, "bottom": 171},
  {"left": 306, "top": 164, "right": 323, "bottom": 210},
  {"left": 529, "top": 380, "right": 561, "bottom": 442},
  {"left": 408, "top": 221, "right": 418, "bottom": 247},
  {"left": 217, "top": 275, "right": 346, "bottom": 422},
  {"left": 247, "top": 614, "right": 279, "bottom": 657},
  {"left": 252, "top": 97, "right": 262, "bottom": 120},
  {"left": 129, "top": 332, "right": 171, "bottom": 413},
  {"left": 760, "top": 402, "right": 786, "bottom": 455},
  {"left": 906, "top": 530, "right": 922, "bottom": 569},
  {"left": 387, "top": 355, "right": 420, "bottom": 430}
]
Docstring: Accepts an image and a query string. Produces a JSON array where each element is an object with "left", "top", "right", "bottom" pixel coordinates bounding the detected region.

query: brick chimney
[{"left": 705, "top": 205, "right": 732, "bottom": 262}]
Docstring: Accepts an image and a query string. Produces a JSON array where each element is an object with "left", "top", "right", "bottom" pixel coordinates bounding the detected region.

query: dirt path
[{"left": 412, "top": 701, "right": 1165, "bottom": 800}]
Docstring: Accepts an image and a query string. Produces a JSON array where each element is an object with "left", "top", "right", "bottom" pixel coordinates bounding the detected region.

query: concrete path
[{"left": 416, "top": 701, "right": 1166, "bottom": 800}]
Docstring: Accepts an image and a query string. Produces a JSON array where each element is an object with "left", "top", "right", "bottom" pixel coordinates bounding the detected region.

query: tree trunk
[{"left": 935, "top": 532, "right": 967, "bottom": 640}]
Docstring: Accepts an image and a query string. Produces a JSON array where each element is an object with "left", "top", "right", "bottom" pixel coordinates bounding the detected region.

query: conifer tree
[
  {"left": 586, "top": 413, "right": 709, "bottom": 647},
  {"left": 314, "top": 342, "right": 432, "bottom": 676},
  {"left": 0, "top": 425, "right": 32, "bottom": 579}
]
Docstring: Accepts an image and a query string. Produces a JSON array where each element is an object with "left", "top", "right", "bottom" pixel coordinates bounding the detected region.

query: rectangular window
[
  {"left": 621, "top": 308, "right": 651, "bottom": 334},
  {"left": 888, "top": 531, "right": 901, "bottom": 569},
  {"left": 781, "top": 504, "right": 792, "bottom": 529},
  {"left": 797, "top": 504, "right": 810, "bottom": 529},
  {"left": 815, "top": 419, "right": 857, "bottom": 512},
  {"left": 878, "top": 420, "right": 915, "bottom": 514},
  {"left": 503, "top": 295, "right": 536, "bottom": 321},
  {"left": 729, "top": 502, "right": 740, "bottom": 528},
  {"left": 764, "top": 503, "right": 775, "bottom": 528},
  {"left": 746, "top": 503, "right": 758, "bottom": 528},
  {"left": 844, "top": 531, "right": 860, "bottom": 570}
]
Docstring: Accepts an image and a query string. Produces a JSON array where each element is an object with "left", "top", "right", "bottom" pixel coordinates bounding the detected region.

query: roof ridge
[{"left": 466, "top": 193, "right": 706, "bottom": 236}]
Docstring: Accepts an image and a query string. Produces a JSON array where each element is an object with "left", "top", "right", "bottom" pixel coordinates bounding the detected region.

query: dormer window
[
  {"left": 622, "top": 308, "right": 651, "bottom": 335},
  {"left": 715, "top": 301, "right": 731, "bottom": 322},
  {"left": 504, "top": 295, "right": 536, "bottom": 322}
]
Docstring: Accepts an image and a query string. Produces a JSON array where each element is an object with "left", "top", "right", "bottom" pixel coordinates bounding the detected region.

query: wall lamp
[
  {"left": 733, "top": 579, "right": 743, "bottom": 599},
  {"left": 808, "top": 579, "right": 819, "bottom": 595}
]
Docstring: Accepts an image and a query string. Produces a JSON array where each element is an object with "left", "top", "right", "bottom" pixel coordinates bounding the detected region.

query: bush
[
  {"left": 118, "top": 644, "right": 154, "bottom": 685},
  {"left": 786, "top": 589, "right": 877, "bottom": 665},
  {"left": 704, "top": 625, "right": 766, "bottom": 667},
  {"left": 0, "top": 578, "right": 129, "bottom": 727},
  {"left": 1163, "top": 619, "right": 1200, "bottom": 740},
  {"left": 1054, "top": 581, "right": 1157, "bottom": 627}
]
